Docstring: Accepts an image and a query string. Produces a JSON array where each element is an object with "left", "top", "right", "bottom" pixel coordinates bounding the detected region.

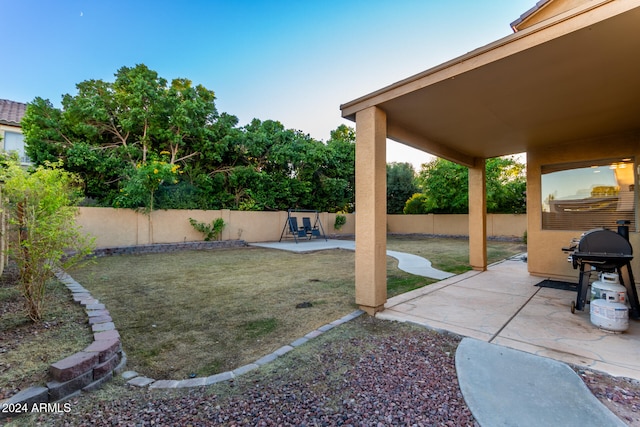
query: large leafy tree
[
  {"left": 417, "top": 158, "right": 469, "bottom": 214},
  {"left": 22, "top": 64, "right": 356, "bottom": 212},
  {"left": 314, "top": 125, "right": 356, "bottom": 212},
  {"left": 387, "top": 162, "right": 417, "bottom": 214},
  {"left": 415, "top": 156, "right": 526, "bottom": 214},
  {"left": 485, "top": 156, "right": 527, "bottom": 214},
  {"left": 22, "top": 64, "right": 225, "bottom": 208},
  {"left": 217, "top": 120, "right": 355, "bottom": 212}
]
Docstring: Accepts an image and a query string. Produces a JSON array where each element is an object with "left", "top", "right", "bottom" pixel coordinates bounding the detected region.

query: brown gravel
[
  {"left": 577, "top": 368, "right": 640, "bottom": 426},
  {"left": 9, "top": 317, "right": 640, "bottom": 426},
  {"left": 24, "top": 321, "right": 477, "bottom": 426}
]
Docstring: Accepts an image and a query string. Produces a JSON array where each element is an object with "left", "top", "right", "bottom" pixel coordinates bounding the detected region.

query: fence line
[{"left": 75, "top": 207, "right": 526, "bottom": 248}]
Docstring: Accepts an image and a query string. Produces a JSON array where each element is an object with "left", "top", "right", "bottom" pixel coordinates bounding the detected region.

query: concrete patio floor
[{"left": 378, "top": 255, "right": 640, "bottom": 382}]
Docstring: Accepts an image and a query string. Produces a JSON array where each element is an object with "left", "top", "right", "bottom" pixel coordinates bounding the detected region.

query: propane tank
[
  {"left": 590, "top": 299, "right": 629, "bottom": 332},
  {"left": 591, "top": 272, "right": 626, "bottom": 304}
]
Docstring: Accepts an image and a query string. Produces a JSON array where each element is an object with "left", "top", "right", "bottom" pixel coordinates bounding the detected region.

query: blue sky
[{"left": 2, "top": 0, "right": 534, "bottom": 168}]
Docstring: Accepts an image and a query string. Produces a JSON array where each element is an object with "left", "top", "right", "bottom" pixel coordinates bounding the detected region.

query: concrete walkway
[
  {"left": 379, "top": 255, "right": 639, "bottom": 426},
  {"left": 251, "top": 239, "right": 454, "bottom": 280},
  {"left": 378, "top": 256, "right": 640, "bottom": 382},
  {"left": 456, "top": 338, "right": 626, "bottom": 427}
]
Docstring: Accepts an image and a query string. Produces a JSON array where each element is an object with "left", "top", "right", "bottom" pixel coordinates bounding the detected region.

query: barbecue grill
[{"left": 564, "top": 227, "right": 640, "bottom": 317}]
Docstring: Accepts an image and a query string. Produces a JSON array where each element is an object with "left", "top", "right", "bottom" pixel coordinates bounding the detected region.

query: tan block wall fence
[{"left": 75, "top": 207, "right": 526, "bottom": 248}]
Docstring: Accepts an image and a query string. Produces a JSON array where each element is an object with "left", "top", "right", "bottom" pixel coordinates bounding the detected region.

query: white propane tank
[
  {"left": 590, "top": 299, "right": 629, "bottom": 332},
  {"left": 591, "top": 272, "right": 627, "bottom": 304}
]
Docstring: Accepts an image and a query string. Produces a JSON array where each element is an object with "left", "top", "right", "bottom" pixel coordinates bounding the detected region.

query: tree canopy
[
  {"left": 22, "top": 64, "right": 355, "bottom": 212},
  {"left": 21, "top": 64, "right": 525, "bottom": 216},
  {"left": 387, "top": 162, "right": 417, "bottom": 214},
  {"left": 412, "top": 157, "right": 526, "bottom": 214}
]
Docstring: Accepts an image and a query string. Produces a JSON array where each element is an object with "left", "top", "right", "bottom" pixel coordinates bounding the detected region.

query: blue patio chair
[
  {"left": 288, "top": 217, "right": 308, "bottom": 242},
  {"left": 302, "top": 217, "right": 322, "bottom": 239}
]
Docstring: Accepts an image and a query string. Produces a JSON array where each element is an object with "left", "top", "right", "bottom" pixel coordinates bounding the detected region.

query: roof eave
[{"left": 340, "top": 0, "right": 623, "bottom": 121}]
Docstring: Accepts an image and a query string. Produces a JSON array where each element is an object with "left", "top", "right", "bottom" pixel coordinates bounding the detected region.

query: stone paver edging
[
  {"left": 1, "top": 240, "right": 366, "bottom": 419},
  {"left": 123, "top": 310, "right": 364, "bottom": 389},
  {"left": 0, "top": 271, "right": 127, "bottom": 420},
  {"left": 1, "top": 241, "right": 243, "bottom": 419}
]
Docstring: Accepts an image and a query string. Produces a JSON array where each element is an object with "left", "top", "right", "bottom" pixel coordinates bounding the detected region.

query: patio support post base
[{"left": 360, "top": 304, "right": 385, "bottom": 316}]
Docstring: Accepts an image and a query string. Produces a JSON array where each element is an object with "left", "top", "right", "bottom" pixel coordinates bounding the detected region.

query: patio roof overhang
[{"left": 340, "top": 0, "right": 640, "bottom": 167}]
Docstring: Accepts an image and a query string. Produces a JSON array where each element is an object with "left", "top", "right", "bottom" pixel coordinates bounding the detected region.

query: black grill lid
[{"left": 577, "top": 228, "right": 632, "bottom": 255}]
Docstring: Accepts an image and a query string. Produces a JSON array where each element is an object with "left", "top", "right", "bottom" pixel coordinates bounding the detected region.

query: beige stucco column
[
  {"left": 355, "top": 106, "right": 387, "bottom": 315},
  {"left": 469, "top": 158, "right": 487, "bottom": 270}
]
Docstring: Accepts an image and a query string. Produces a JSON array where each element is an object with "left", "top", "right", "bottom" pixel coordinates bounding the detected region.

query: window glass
[
  {"left": 541, "top": 158, "right": 635, "bottom": 231},
  {"left": 3, "top": 131, "right": 29, "bottom": 163}
]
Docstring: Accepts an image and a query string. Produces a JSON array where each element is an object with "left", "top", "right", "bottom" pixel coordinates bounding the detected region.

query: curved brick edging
[
  {"left": 0, "top": 240, "right": 361, "bottom": 419},
  {"left": 123, "top": 310, "right": 365, "bottom": 389},
  {"left": 0, "top": 241, "right": 247, "bottom": 413},
  {"left": 0, "top": 271, "right": 127, "bottom": 420}
]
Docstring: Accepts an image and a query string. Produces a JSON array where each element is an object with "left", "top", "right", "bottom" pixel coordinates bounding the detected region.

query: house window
[
  {"left": 541, "top": 158, "right": 636, "bottom": 231},
  {"left": 3, "top": 131, "right": 30, "bottom": 164}
]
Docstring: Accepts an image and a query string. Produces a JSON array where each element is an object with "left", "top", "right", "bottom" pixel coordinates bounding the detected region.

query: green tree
[
  {"left": 485, "top": 157, "right": 527, "bottom": 214},
  {"left": 219, "top": 119, "right": 312, "bottom": 210},
  {"left": 217, "top": 120, "right": 355, "bottom": 212},
  {"left": 416, "top": 156, "right": 526, "bottom": 214},
  {"left": 1, "top": 156, "right": 94, "bottom": 322},
  {"left": 314, "top": 125, "right": 355, "bottom": 212},
  {"left": 22, "top": 64, "right": 225, "bottom": 207},
  {"left": 114, "top": 154, "right": 183, "bottom": 212},
  {"left": 387, "top": 162, "right": 417, "bottom": 214},
  {"left": 21, "top": 64, "right": 356, "bottom": 212},
  {"left": 417, "top": 158, "right": 469, "bottom": 213}
]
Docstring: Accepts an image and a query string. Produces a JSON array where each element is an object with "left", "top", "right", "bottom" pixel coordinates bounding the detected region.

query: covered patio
[
  {"left": 378, "top": 255, "right": 640, "bottom": 382},
  {"left": 340, "top": 0, "right": 640, "bottom": 315}
]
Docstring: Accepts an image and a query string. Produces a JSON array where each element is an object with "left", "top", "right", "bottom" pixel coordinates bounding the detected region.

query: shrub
[
  {"left": 2, "top": 158, "right": 94, "bottom": 321},
  {"left": 403, "top": 193, "right": 429, "bottom": 214},
  {"left": 189, "top": 217, "right": 225, "bottom": 241}
]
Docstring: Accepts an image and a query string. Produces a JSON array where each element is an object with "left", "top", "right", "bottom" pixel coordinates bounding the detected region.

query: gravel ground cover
[{"left": 7, "top": 317, "right": 640, "bottom": 427}]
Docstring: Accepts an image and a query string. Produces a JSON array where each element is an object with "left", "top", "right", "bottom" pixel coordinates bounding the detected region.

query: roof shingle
[{"left": 0, "top": 99, "right": 27, "bottom": 126}]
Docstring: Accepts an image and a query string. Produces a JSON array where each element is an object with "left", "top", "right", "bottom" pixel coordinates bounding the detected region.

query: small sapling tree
[{"left": 2, "top": 157, "right": 94, "bottom": 321}]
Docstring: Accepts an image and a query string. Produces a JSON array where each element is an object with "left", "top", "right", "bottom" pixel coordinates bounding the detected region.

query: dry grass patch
[
  {"left": 68, "top": 247, "right": 359, "bottom": 380},
  {"left": 66, "top": 237, "right": 526, "bottom": 381}
]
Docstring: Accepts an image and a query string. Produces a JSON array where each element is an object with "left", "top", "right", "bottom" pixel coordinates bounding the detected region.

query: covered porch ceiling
[{"left": 340, "top": 1, "right": 640, "bottom": 167}]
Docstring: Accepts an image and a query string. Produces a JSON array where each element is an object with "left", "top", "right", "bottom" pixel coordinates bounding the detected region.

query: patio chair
[
  {"left": 302, "top": 217, "right": 322, "bottom": 239},
  {"left": 288, "top": 217, "right": 308, "bottom": 243}
]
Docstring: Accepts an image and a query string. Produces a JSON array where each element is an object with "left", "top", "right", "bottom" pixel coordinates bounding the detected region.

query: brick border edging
[
  {"left": 1, "top": 241, "right": 246, "bottom": 418},
  {"left": 1, "top": 239, "right": 364, "bottom": 417},
  {"left": 123, "top": 310, "right": 364, "bottom": 389},
  {"left": 0, "top": 271, "right": 127, "bottom": 419}
]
